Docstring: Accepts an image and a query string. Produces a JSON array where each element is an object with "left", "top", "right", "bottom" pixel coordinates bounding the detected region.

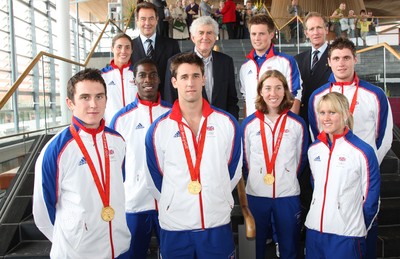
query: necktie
[
  {"left": 146, "top": 39, "right": 154, "bottom": 59},
  {"left": 311, "top": 50, "right": 319, "bottom": 70}
]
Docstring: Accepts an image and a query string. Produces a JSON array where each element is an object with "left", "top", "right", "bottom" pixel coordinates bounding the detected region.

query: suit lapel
[
  {"left": 313, "top": 48, "right": 330, "bottom": 75},
  {"left": 304, "top": 49, "right": 312, "bottom": 73},
  {"left": 210, "top": 51, "right": 221, "bottom": 104},
  {"left": 134, "top": 37, "right": 146, "bottom": 58},
  {"left": 154, "top": 35, "right": 164, "bottom": 62}
]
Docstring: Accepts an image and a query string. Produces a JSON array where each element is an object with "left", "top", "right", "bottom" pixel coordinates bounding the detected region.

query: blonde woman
[{"left": 306, "top": 92, "right": 380, "bottom": 258}]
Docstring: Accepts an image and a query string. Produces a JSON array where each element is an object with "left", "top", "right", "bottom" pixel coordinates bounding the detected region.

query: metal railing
[{"left": 0, "top": 19, "right": 125, "bottom": 111}]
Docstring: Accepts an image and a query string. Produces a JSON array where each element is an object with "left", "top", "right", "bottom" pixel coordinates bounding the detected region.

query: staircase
[
  {"left": 377, "top": 127, "right": 400, "bottom": 258},
  {"left": 0, "top": 134, "right": 53, "bottom": 259},
  {"left": 0, "top": 40, "right": 399, "bottom": 258}
]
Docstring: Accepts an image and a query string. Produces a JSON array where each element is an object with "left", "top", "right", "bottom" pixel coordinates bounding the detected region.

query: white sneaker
[{"left": 275, "top": 243, "right": 280, "bottom": 258}]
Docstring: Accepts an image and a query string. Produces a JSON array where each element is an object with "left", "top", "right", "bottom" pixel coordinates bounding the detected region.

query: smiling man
[
  {"left": 101, "top": 33, "right": 136, "bottom": 125},
  {"left": 164, "top": 16, "right": 239, "bottom": 120},
  {"left": 309, "top": 37, "right": 393, "bottom": 164},
  {"left": 240, "top": 14, "right": 302, "bottom": 117},
  {"left": 110, "top": 59, "right": 171, "bottom": 259},
  {"left": 145, "top": 52, "right": 242, "bottom": 258},
  {"left": 132, "top": 2, "right": 180, "bottom": 99},
  {"left": 33, "top": 68, "right": 131, "bottom": 258}
]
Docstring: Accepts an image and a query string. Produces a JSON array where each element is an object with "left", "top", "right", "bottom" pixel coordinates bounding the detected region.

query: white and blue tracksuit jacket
[
  {"left": 110, "top": 95, "right": 171, "bottom": 213},
  {"left": 101, "top": 60, "right": 137, "bottom": 124},
  {"left": 33, "top": 117, "right": 131, "bottom": 258},
  {"left": 308, "top": 73, "right": 393, "bottom": 164},
  {"left": 239, "top": 46, "right": 303, "bottom": 115},
  {"left": 145, "top": 100, "right": 242, "bottom": 231},
  {"left": 305, "top": 129, "right": 380, "bottom": 237},
  {"left": 242, "top": 110, "right": 308, "bottom": 198}
]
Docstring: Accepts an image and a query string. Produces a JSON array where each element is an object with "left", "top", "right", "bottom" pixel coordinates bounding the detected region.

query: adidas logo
[
  {"left": 109, "top": 81, "right": 116, "bottom": 85},
  {"left": 247, "top": 70, "right": 253, "bottom": 75},
  {"left": 135, "top": 123, "right": 144, "bottom": 129},
  {"left": 256, "top": 131, "right": 261, "bottom": 136},
  {"left": 314, "top": 156, "right": 321, "bottom": 162},
  {"left": 173, "top": 131, "right": 181, "bottom": 138},
  {"left": 79, "top": 157, "right": 87, "bottom": 166}
]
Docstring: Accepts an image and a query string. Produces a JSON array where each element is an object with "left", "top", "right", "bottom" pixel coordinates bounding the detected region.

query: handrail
[
  {"left": 0, "top": 18, "right": 124, "bottom": 110},
  {"left": 356, "top": 42, "right": 400, "bottom": 60}
]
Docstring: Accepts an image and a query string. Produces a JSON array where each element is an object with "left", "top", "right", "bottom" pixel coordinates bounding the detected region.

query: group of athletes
[{"left": 32, "top": 2, "right": 393, "bottom": 259}]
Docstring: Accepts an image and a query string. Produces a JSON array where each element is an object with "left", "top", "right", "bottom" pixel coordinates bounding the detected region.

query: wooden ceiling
[
  {"left": 69, "top": 0, "right": 134, "bottom": 24},
  {"left": 68, "top": 0, "right": 398, "bottom": 24}
]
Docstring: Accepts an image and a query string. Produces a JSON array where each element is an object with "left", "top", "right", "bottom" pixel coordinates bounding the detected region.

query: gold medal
[
  {"left": 188, "top": 180, "right": 202, "bottom": 194},
  {"left": 101, "top": 206, "right": 115, "bottom": 222},
  {"left": 264, "top": 174, "right": 275, "bottom": 185}
]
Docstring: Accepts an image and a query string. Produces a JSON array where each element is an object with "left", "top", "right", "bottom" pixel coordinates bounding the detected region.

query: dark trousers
[{"left": 224, "top": 22, "right": 235, "bottom": 39}]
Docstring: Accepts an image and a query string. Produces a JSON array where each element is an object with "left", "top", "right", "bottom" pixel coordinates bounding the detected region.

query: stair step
[
  {"left": 380, "top": 149, "right": 400, "bottom": 174},
  {"left": 2, "top": 196, "right": 32, "bottom": 224},
  {"left": 377, "top": 225, "right": 400, "bottom": 258},
  {"left": 379, "top": 198, "right": 400, "bottom": 226},
  {"left": 381, "top": 174, "right": 400, "bottom": 198},
  {"left": 16, "top": 173, "right": 34, "bottom": 196},
  {"left": 5, "top": 240, "right": 51, "bottom": 258},
  {"left": 392, "top": 139, "right": 400, "bottom": 159}
]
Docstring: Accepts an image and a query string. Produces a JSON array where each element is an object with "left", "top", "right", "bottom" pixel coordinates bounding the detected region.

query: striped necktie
[
  {"left": 146, "top": 39, "right": 154, "bottom": 59},
  {"left": 311, "top": 50, "right": 319, "bottom": 70}
]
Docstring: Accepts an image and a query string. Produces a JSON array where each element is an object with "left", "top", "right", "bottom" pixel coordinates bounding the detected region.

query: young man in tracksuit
[
  {"left": 308, "top": 37, "right": 393, "bottom": 258},
  {"left": 308, "top": 37, "right": 393, "bottom": 165},
  {"left": 101, "top": 33, "right": 137, "bottom": 124},
  {"left": 110, "top": 59, "right": 171, "bottom": 259},
  {"left": 145, "top": 52, "right": 242, "bottom": 258},
  {"left": 240, "top": 14, "right": 302, "bottom": 116},
  {"left": 33, "top": 68, "right": 131, "bottom": 258}
]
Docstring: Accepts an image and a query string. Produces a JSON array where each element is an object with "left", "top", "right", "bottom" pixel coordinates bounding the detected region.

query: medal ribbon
[
  {"left": 259, "top": 111, "right": 288, "bottom": 178},
  {"left": 329, "top": 82, "right": 359, "bottom": 115},
  {"left": 70, "top": 125, "right": 110, "bottom": 207},
  {"left": 178, "top": 118, "right": 208, "bottom": 182}
]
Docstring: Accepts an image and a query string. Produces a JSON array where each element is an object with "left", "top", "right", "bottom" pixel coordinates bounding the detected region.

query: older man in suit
[
  {"left": 164, "top": 16, "right": 239, "bottom": 120},
  {"left": 132, "top": 2, "right": 181, "bottom": 99},
  {"left": 294, "top": 12, "right": 331, "bottom": 126}
]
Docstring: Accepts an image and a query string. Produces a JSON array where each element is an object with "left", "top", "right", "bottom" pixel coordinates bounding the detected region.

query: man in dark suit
[
  {"left": 164, "top": 16, "right": 239, "bottom": 120},
  {"left": 132, "top": 2, "right": 181, "bottom": 99},
  {"left": 294, "top": 12, "right": 331, "bottom": 126},
  {"left": 294, "top": 12, "right": 332, "bottom": 242}
]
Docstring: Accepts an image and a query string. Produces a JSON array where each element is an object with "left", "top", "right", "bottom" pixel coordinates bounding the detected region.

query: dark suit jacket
[
  {"left": 185, "top": 3, "right": 199, "bottom": 28},
  {"left": 164, "top": 50, "right": 239, "bottom": 120},
  {"left": 295, "top": 47, "right": 332, "bottom": 125},
  {"left": 131, "top": 34, "right": 180, "bottom": 99}
]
